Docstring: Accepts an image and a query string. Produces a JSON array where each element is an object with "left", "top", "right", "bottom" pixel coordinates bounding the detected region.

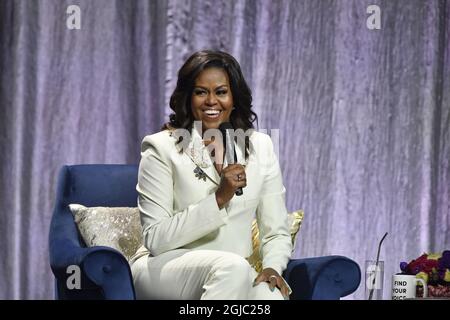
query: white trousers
[{"left": 130, "top": 249, "right": 285, "bottom": 300}]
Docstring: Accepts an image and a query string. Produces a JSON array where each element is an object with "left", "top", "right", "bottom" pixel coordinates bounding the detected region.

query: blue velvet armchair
[{"left": 49, "top": 165, "right": 361, "bottom": 300}]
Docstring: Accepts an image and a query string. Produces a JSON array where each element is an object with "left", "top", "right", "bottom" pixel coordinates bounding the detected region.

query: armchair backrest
[{"left": 55, "top": 164, "right": 139, "bottom": 208}]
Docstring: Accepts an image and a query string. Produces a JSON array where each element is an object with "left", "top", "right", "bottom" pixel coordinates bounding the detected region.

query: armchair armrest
[
  {"left": 49, "top": 206, "right": 135, "bottom": 299},
  {"left": 283, "top": 255, "right": 361, "bottom": 300}
]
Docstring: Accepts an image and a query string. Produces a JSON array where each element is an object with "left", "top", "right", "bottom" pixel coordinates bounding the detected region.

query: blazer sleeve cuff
[{"left": 262, "top": 263, "right": 283, "bottom": 276}]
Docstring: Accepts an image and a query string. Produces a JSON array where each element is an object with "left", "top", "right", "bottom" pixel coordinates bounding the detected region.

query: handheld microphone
[{"left": 219, "top": 122, "right": 243, "bottom": 196}]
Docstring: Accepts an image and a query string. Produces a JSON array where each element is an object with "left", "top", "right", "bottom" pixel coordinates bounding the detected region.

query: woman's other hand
[{"left": 253, "top": 267, "right": 290, "bottom": 299}]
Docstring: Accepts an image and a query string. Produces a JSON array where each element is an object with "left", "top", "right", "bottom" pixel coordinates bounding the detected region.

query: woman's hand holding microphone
[{"left": 215, "top": 164, "right": 246, "bottom": 209}]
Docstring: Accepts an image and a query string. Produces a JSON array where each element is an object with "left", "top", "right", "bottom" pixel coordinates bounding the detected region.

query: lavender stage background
[{"left": 0, "top": 0, "right": 449, "bottom": 299}]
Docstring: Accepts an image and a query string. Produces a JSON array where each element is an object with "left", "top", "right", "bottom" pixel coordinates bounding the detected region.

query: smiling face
[{"left": 191, "top": 67, "right": 233, "bottom": 132}]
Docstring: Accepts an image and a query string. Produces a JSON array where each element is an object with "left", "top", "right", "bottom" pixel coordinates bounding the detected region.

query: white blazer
[{"left": 132, "top": 126, "right": 292, "bottom": 275}]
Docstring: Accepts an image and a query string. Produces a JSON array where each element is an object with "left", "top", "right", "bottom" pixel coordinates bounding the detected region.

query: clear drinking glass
[{"left": 365, "top": 260, "right": 384, "bottom": 300}]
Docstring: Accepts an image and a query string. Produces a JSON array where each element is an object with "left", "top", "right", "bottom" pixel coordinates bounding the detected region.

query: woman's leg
[{"left": 131, "top": 249, "right": 254, "bottom": 300}]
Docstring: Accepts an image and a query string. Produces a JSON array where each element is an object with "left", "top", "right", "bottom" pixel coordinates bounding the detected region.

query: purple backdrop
[{"left": 0, "top": 0, "right": 449, "bottom": 299}]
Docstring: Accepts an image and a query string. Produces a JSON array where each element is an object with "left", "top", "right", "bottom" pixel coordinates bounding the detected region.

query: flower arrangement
[{"left": 399, "top": 250, "right": 450, "bottom": 298}]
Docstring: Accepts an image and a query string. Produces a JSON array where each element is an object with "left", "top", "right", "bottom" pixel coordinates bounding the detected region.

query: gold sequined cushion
[
  {"left": 247, "top": 210, "right": 304, "bottom": 273},
  {"left": 69, "top": 204, "right": 143, "bottom": 261}
]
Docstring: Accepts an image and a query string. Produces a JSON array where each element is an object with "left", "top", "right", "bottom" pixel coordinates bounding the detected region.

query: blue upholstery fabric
[
  {"left": 284, "top": 256, "right": 361, "bottom": 300},
  {"left": 49, "top": 165, "right": 361, "bottom": 300}
]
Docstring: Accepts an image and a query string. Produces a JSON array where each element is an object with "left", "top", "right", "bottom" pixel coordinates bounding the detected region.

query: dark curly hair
[{"left": 164, "top": 50, "right": 258, "bottom": 131}]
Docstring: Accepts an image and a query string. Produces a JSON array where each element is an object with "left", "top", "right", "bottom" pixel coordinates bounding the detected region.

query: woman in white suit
[{"left": 130, "top": 50, "right": 292, "bottom": 300}]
